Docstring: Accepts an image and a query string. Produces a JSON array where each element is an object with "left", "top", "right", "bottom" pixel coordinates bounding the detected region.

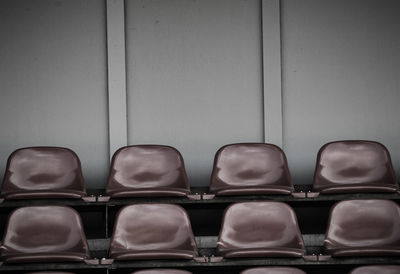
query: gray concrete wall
[
  {"left": 125, "top": 0, "right": 264, "bottom": 186},
  {"left": 281, "top": 0, "right": 400, "bottom": 183},
  {"left": 0, "top": 0, "right": 109, "bottom": 188},
  {"left": 0, "top": 0, "right": 399, "bottom": 188}
]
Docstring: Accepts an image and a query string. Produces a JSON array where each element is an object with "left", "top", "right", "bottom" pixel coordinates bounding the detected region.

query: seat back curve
[
  {"left": 0, "top": 206, "right": 90, "bottom": 263},
  {"left": 110, "top": 203, "right": 198, "bottom": 261},
  {"left": 210, "top": 143, "right": 294, "bottom": 196},
  {"left": 1, "top": 147, "right": 87, "bottom": 199},
  {"left": 131, "top": 270, "right": 193, "bottom": 274},
  {"left": 349, "top": 265, "right": 400, "bottom": 274},
  {"left": 217, "top": 201, "right": 306, "bottom": 258},
  {"left": 313, "top": 140, "right": 398, "bottom": 194},
  {"left": 324, "top": 199, "right": 400, "bottom": 257},
  {"left": 106, "top": 145, "right": 190, "bottom": 197},
  {"left": 240, "top": 267, "right": 307, "bottom": 274}
]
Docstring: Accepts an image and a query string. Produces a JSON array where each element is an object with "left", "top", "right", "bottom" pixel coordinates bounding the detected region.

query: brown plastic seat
[
  {"left": 313, "top": 140, "right": 398, "bottom": 194},
  {"left": 131, "top": 270, "right": 193, "bottom": 274},
  {"left": 1, "top": 147, "right": 89, "bottom": 200},
  {"left": 240, "top": 267, "right": 307, "bottom": 274},
  {"left": 109, "top": 204, "right": 199, "bottom": 261},
  {"left": 349, "top": 265, "right": 400, "bottom": 274},
  {"left": 209, "top": 143, "right": 294, "bottom": 196},
  {"left": 106, "top": 145, "right": 191, "bottom": 198},
  {"left": 324, "top": 199, "right": 400, "bottom": 257},
  {"left": 0, "top": 206, "right": 91, "bottom": 264},
  {"left": 217, "top": 202, "right": 306, "bottom": 259}
]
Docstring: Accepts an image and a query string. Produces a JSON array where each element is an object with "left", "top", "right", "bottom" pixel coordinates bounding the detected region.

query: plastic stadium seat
[
  {"left": 1, "top": 147, "right": 93, "bottom": 201},
  {"left": 0, "top": 206, "right": 94, "bottom": 264},
  {"left": 324, "top": 199, "right": 400, "bottom": 257},
  {"left": 131, "top": 270, "right": 193, "bottom": 274},
  {"left": 217, "top": 202, "right": 306, "bottom": 259},
  {"left": 209, "top": 143, "right": 295, "bottom": 197},
  {"left": 349, "top": 265, "right": 400, "bottom": 274},
  {"left": 105, "top": 145, "right": 193, "bottom": 198},
  {"left": 240, "top": 267, "right": 307, "bottom": 274},
  {"left": 108, "top": 204, "right": 202, "bottom": 262},
  {"left": 313, "top": 140, "right": 398, "bottom": 194}
]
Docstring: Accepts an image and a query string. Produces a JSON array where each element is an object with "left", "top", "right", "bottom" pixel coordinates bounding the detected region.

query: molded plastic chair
[
  {"left": 105, "top": 145, "right": 196, "bottom": 200},
  {"left": 131, "top": 270, "right": 193, "bottom": 274},
  {"left": 208, "top": 143, "right": 296, "bottom": 198},
  {"left": 324, "top": 199, "right": 400, "bottom": 257},
  {"left": 1, "top": 147, "right": 94, "bottom": 202},
  {"left": 240, "top": 267, "right": 307, "bottom": 274},
  {"left": 108, "top": 204, "right": 202, "bottom": 262},
  {"left": 0, "top": 206, "right": 95, "bottom": 264},
  {"left": 349, "top": 265, "right": 400, "bottom": 274},
  {"left": 313, "top": 140, "right": 398, "bottom": 195},
  {"left": 217, "top": 202, "right": 306, "bottom": 259}
]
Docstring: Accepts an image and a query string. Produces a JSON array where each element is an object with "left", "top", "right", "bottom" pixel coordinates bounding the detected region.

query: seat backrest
[
  {"left": 217, "top": 202, "right": 305, "bottom": 258},
  {"left": 110, "top": 204, "right": 198, "bottom": 260},
  {"left": 313, "top": 141, "right": 397, "bottom": 193},
  {"left": 349, "top": 265, "right": 400, "bottom": 274},
  {"left": 325, "top": 199, "right": 400, "bottom": 256},
  {"left": 132, "top": 270, "right": 193, "bottom": 274},
  {"left": 1, "top": 147, "right": 86, "bottom": 199},
  {"left": 106, "top": 145, "right": 190, "bottom": 197},
  {"left": 210, "top": 143, "right": 293, "bottom": 195},
  {"left": 0, "top": 206, "right": 90, "bottom": 263},
  {"left": 240, "top": 267, "right": 307, "bottom": 274}
]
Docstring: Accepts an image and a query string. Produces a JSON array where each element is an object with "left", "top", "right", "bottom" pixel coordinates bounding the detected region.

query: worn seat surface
[
  {"left": 210, "top": 143, "right": 294, "bottom": 196},
  {"left": 110, "top": 204, "right": 198, "bottom": 261},
  {"left": 217, "top": 202, "right": 306, "bottom": 258},
  {"left": 0, "top": 206, "right": 90, "bottom": 263},
  {"left": 324, "top": 199, "right": 400, "bottom": 257},
  {"left": 240, "top": 267, "right": 307, "bottom": 274},
  {"left": 131, "top": 270, "right": 193, "bottom": 274},
  {"left": 313, "top": 140, "right": 398, "bottom": 194},
  {"left": 106, "top": 145, "right": 191, "bottom": 197},
  {"left": 349, "top": 265, "right": 400, "bottom": 274},
  {"left": 1, "top": 147, "right": 87, "bottom": 199}
]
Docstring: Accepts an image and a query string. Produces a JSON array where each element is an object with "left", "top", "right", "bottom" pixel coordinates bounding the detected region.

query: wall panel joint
[
  {"left": 106, "top": 0, "right": 128, "bottom": 158},
  {"left": 262, "top": 0, "right": 283, "bottom": 147}
]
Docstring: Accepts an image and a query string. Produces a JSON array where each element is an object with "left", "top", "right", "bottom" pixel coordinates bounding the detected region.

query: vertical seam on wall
[
  {"left": 124, "top": 0, "right": 129, "bottom": 145},
  {"left": 279, "top": 0, "right": 284, "bottom": 149},
  {"left": 262, "top": 0, "right": 283, "bottom": 147},
  {"left": 260, "top": 0, "right": 266, "bottom": 143},
  {"left": 105, "top": 0, "right": 111, "bottom": 161},
  {"left": 106, "top": 0, "right": 128, "bottom": 161}
]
